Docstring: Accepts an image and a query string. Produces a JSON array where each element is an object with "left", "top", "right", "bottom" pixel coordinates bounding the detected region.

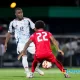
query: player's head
[
  {"left": 15, "top": 7, "right": 23, "bottom": 20},
  {"left": 35, "top": 20, "right": 45, "bottom": 30}
]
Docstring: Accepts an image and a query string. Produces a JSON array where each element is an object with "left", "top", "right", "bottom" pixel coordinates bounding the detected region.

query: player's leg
[
  {"left": 47, "top": 53, "right": 70, "bottom": 78},
  {"left": 31, "top": 57, "right": 38, "bottom": 73},
  {"left": 17, "top": 43, "right": 30, "bottom": 77},
  {"left": 30, "top": 56, "right": 43, "bottom": 78},
  {"left": 28, "top": 58, "right": 38, "bottom": 78},
  {"left": 22, "top": 55, "right": 29, "bottom": 72},
  {"left": 27, "top": 42, "right": 44, "bottom": 75},
  {"left": 54, "top": 58, "right": 70, "bottom": 78}
]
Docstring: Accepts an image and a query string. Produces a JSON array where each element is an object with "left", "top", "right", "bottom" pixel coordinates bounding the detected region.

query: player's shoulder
[
  {"left": 44, "top": 31, "right": 53, "bottom": 36},
  {"left": 32, "top": 32, "right": 37, "bottom": 36},
  {"left": 30, "top": 33, "right": 35, "bottom": 38},
  {"left": 10, "top": 19, "right": 17, "bottom": 24},
  {"left": 47, "top": 31, "right": 52, "bottom": 34},
  {"left": 23, "top": 17, "right": 31, "bottom": 21}
]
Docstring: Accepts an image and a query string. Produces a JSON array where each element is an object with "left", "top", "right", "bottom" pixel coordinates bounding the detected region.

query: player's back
[{"left": 31, "top": 29, "right": 52, "bottom": 55}]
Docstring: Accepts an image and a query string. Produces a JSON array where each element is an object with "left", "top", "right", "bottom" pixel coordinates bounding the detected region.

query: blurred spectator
[
  {"left": 0, "top": 26, "right": 3, "bottom": 33},
  {"left": 74, "top": 39, "right": 80, "bottom": 66},
  {"left": 0, "top": 39, "right": 5, "bottom": 68},
  {"left": 61, "top": 37, "right": 80, "bottom": 66},
  {"left": 0, "top": 27, "right": 7, "bottom": 67}
]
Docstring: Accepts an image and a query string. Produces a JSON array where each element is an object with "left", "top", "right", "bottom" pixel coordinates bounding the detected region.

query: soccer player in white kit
[{"left": 4, "top": 7, "right": 44, "bottom": 78}]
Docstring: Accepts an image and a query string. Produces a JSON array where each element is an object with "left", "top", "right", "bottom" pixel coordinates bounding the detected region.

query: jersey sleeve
[
  {"left": 8, "top": 21, "right": 13, "bottom": 33},
  {"left": 28, "top": 19, "right": 35, "bottom": 29},
  {"left": 48, "top": 32, "right": 53, "bottom": 38},
  {"left": 30, "top": 34, "right": 35, "bottom": 42}
]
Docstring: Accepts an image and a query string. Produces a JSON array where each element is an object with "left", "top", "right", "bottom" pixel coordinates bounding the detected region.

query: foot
[
  {"left": 64, "top": 73, "right": 71, "bottom": 78},
  {"left": 25, "top": 71, "right": 31, "bottom": 78},
  {"left": 28, "top": 72, "right": 34, "bottom": 78},
  {"left": 36, "top": 68, "right": 44, "bottom": 76}
]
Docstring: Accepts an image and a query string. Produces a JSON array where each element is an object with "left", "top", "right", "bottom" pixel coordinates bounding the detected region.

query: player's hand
[
  {"left": 4, "top": 44, "right": 7, "bottom": 53},
  {"left": 18, "top": 53, "right": 22, "bottom": 60},
  {"left": 18, "top": 50, "right": 25, "bottom": 60},
  {"left": 58, "top": 49, "right": 64, "bottom": 56},
  {"left": 18, "top": 52, "right": 23, "bottom": 60},
  {"left": 18, "top": 53, "right": 23, "bottom": 60}
]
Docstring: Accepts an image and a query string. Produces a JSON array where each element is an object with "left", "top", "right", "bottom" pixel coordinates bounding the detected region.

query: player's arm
[
  {"left": 18, "top": 39, "right": 32, "bottom": 60},
  {"left": 50, "top": 34, "right": 64, "bottom": 55},
  {"left": 23, "top": 40, "right": 32, "bottom": 53},
  {"left": 4, "top": 32, "right": 11, "bottom": 51},
  {"left": 28, "top": 18, "right": 36, "bottom": 31},
  {"left": 4, "top": 21, "right": 13, "bottom": 52}
]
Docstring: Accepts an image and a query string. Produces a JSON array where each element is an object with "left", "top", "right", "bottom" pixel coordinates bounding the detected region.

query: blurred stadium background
[{"left": 0, "top": 0, "right": 80, "bottom": 69}]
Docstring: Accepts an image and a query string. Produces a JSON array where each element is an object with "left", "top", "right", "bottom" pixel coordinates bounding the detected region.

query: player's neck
[
  {"left": 37, "top": 28, "right": 44, "bottom": 31},
  {"left": 16, "top": 17, "right": 24, "bottom": 21}
]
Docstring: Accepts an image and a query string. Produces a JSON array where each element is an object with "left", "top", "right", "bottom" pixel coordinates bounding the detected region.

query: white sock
[{"left": 22, "top": 55, "right": 29, "bottom": 72}]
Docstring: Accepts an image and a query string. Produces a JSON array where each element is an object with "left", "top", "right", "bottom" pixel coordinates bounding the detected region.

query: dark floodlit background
[{"left": 0, "top": 0, "right": 80, "bottom": 68}]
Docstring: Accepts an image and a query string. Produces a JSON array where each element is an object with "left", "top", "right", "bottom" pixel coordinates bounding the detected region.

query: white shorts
[{"left": 17, "top": 42, "right": 35, "bottom": 54}]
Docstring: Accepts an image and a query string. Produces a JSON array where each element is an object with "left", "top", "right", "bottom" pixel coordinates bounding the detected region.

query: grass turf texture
[{"left": 0, "top": 68, "right": 80, "bottom": 80}]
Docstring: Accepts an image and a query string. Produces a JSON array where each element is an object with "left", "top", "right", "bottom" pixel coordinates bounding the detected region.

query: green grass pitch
[{"left": 0, "top": 68, "right": 80, "bottom": 80}]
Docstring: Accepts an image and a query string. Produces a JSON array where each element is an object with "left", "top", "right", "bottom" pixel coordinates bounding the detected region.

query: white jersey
[{"left": 8, "top": 17, "right": 35, "bottom": 44}]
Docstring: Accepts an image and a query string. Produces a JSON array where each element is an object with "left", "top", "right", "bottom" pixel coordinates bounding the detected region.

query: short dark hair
[
  {"left": 15, "top": 7, "right": 22, "bottom": 12},
  {"left": 35, "top": 20, "right": 45, "bottom": 29}
]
